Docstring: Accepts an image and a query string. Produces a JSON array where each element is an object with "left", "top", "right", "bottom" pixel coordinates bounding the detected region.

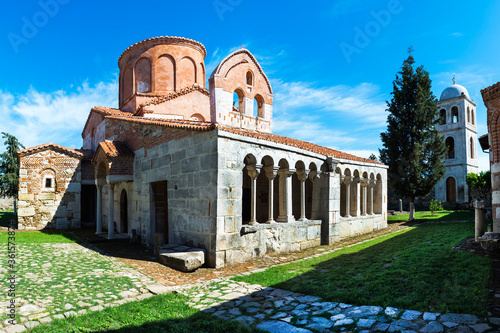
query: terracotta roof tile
[
  {"left": 18, "top": 143, "right": 84, "bottom": 158},
  {"left": 216, "top": 125, "right": 383, "bottom": 165},
  {"left": 481, "top": 81, "right": 500, "bottom": 102},
  {"left": 98, "top": 141, "right": 134, "bottom": 158},
  {"left": 134, "top": 85, "right": 210, "bottom": 116},
  {"left": 105, "top": 115, "right": 216, "bottom": 131}
]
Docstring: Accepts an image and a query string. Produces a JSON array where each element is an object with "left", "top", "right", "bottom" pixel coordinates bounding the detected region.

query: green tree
[
  {"left": 0, "top": 132, "right": 24, "bottom": 198},
  {"left": 368, "top": 153, "right": 378, "bottom": 161},
  {"left": 466, "top": 171, "right": 491, "bottom": 206},
  {"left": 379, "top": 50, "right": 446, "bottom": 220}
]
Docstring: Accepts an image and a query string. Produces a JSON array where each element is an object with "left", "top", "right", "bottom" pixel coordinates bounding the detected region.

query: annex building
[{"left": 17, "top": 36, "right": 387, "bottom": 268}]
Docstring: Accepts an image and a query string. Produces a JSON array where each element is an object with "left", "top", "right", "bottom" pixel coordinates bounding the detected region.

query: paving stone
[
  {"left": 220, "top": 292, "right": 246, "bottom": 300},
  {"left": 257, "top": 320, "right": 313, "bottom": 333},
  {"left": 308, "top": 316, "right": 333, "bottom": 329},
  {"left": 146, "top": 284, "right": 172, "bottom": 295},
  {"left": 439, "top": 313, "right": 479, "bottom": 325},
  {"left": 64, "top": 311, "right": 78, "bottom": 317},
  {"left": 385, "top": 307, "right": 400, "bottom": 317},
  {"left": 295, "top": 304, "right": 309, "bottom": 311},
  {"left": 388, "top": 325, "right": 404, "bottom": 332},
  {"left": 254, "top": 313, "right": 266, "bottom": 319},
  {"left": 442, "top": 322, "right": 459, "bottom": 328},
  {"left": 489, "top": 317, "right": 500, "bottom": 326},
  {"left": 228, "top": 308, "right": 242, "bottom": 316},
  {"left": 64, "top": 303, "right": 74, "bottom": 310},
  {"left": 343, "top": 305, "right": 383, "bottom": 318},
  {"left": 52, "top": 314, "right": 65, "bottom": 320},
  {"left": 334, "top": 318, "right": 354, "bottom": 326},
  {"left": 420, "top": 321, "right": 444, "bottom": 333},
  {"left": 234, "top": 316, "right": 255, "bottom": 325},
  {"left": 118, "top": 291, "right": 136, "bottom": 298},
  {"left": 246, "top": 307, "right": 260, "bottom": 314},
  {"left": 39, "top": 317, "right": 52, "bottom": 324},
  {"left": 291, "top": 309, "right": 309, "bottom": 317},
  {"left": 468, "top": 323, "right": 491, "bottom": 333},
  {"left": 446, "top": 326, "right": 474, "bottom": 333},
  {"left": 392, "top": 319, "right": 420, "bottom": 330},
  {"left": 24, "top": 321, "right": 39, "bottom": 329},
  {"left": 270, "top": 312, "right": 287, "bottom": 319},
  {"left": 89, "top": 305, "right": 104, "bottom": 312},
  {"left": 330, "top": 314, "right": 346, "bottom": 321},
  {"left": 4, "top": 325, "right": 26, "bottom": 333},
  {"left": 339, "top": 303, "right": 352, "bottom": 309},
  {"left": 241, "top": 302, "right": 261, "bottom": 308},
  {"left": 401, "top": 310, "right": 422, "bottom": 320},
  {"left": 357, "top": 318, "right": 376, "bottom": 328},
  {"left": 295, "top": 295, "right": 322, "bottom": 303},
  {"left": 19, "top": 304, "right": 39, "bottom": 314},
  {"left": 423, "top": 312, "right": 440, "bottom": 321},
  {"left": 373, "top": 323, "right": 391, "bottom": 332}
]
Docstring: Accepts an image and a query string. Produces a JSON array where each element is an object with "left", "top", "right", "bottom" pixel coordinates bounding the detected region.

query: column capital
[
  {"left": 352, "top": 176, "right": 361, "bottom": 184},
  {"left": 308, "top": 170, "right": 321, "bottom": 181},
  {"left": 342, "top": 175, "right": 352, "bottom": 185},
  {"left": 263, "top": 166, "right": 280, "bottom": 180},
  {"left": 246, "top": 164, "right": 262, "bottom": 179},
  {"left": 107, "top": 182, "right": 116, "bottom": 189},
  {"left": 95, "top": 179, "right": 105, "bottom": 190},
  {"left": 296, "top": 169, "right": 310, "bottom": 182},
  {"left": 278, "top": 168, "right": 296, "bottom": 176},
  {"left": 360, "top": 177, "right": 369, "bottom": 186},
  {"left": 368, "top": 179, "right": 376, "bottom": 187}
]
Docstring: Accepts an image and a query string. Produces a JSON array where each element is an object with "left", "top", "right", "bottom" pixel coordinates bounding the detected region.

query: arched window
[
  {"left": 189, "top": 113, "right": 205, "bottom": 122},
  {"left": 254, "top": 94, "right": 265, "bottom": 118},
  {"left": 467, "top": 107, "right": 470, "bottom": 123},
  {"left": 233, "top": 89, "right": 244, "bottom": 113},
  {"left": 446, "top": 177, "right": 456, "bottom": 202},
  {"left": 135, "top": 58, "right": 151, "bottom": 93},
  {"left": 246, "top": 71, "right": 253, "bottom": 86},
  {"left": 439, "top": 109, "right": 446, "bottom": 125},
  {"left": 446, "top": 137, "right": 455, "bottom": 159},
  {"left": 471, "top": 109, "right": 475, "bottom": 125},
  {"left": 451, "top": 106, "right": 459, "bottom": 123},
  {"left": 470, "top": 137, "right": 474, "bottom": 159},
  {"left": 42, "top": 169, "right": 56, "bottom": 192}
]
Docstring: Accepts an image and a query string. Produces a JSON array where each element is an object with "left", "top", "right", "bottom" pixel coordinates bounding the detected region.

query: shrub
[{"left": 429, "top": 199, "right": 443, "bottom": 216}]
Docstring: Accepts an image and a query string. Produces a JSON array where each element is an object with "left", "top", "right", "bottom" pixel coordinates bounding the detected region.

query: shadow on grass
[
  {"left": 234, "top": 223, "right": 491, "bottom": 316},
  {"left": 0, "top": 211, "right": 16, "bottom": 228}
]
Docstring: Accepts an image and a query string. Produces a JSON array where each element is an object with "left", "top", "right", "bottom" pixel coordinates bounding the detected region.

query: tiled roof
[
  {"left": 215, "top": 126, "right": 382, "bottom": 165},
  {"left": 134, "top": 85, "right": 210, "bottom": 116},
  {"left": 118, "top": 36, "right": 206, "bottom": 64},
  {"left": 481, "top": 82, "right": 500, "bottom": 102},
  {"left": 91, "top": 106, "right": 133, "bottom": 117},
  {"left": 106, "top": 115, "right": 216, "bottom": 131},
  {"left": 98, "top": 141, "right": 135, "bottom": 158},
  {"left": 17, "top": 143, "right": 84, "bottom": 158}
]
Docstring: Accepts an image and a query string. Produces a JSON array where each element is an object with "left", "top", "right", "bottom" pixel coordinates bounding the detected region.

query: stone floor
[{"left": 3, "top": 222, "right": 499, "bottom": 333}]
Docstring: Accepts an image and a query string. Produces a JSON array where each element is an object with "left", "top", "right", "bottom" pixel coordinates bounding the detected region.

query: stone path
[{"left": 182, "top": 279, "right": 500, "bottom": 333}]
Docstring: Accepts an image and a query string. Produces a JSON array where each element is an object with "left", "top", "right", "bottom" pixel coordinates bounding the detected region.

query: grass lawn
[
  {"left": 31, "top": 293, "right": 262, "bottom": 333},
  {"left": 387, "top": 210, "right": 474, "bottom": 222},
  {"left": 0, "top": 210, "right": 15, "bottom": 228},
  {"left": 0, "top": 230, "right": 80, "bottom": 243},
  {"left": 233, "top": 222, "right": 491, "bottom": 316}
]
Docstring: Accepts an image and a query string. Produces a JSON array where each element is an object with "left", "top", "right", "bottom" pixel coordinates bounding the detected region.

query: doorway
[
  {"left": 120, "top": 189, "right": 128, "bottom": 234},
  {"left": 151, "top": 181, "right": 168, "bottom": 243}
]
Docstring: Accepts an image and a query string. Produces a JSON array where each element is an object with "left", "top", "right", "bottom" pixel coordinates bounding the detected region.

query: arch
[
  {"left": 178, "top": 57, "right": 197, "bottom": 89},
  {"left": 189, "top": 113, "right": 205, "bottom": 122},
  {"left": 120, "top": 189, "right": 128, "bottom": 234},
  {"left": 467, "top": 106, "right": 470, "bottom": 123},
  {"left": 233, "top": 88, "right": 245, "bottom": 113},
  {"left": 246, "top": 70, "right": 253, "bottom": 86},
  {"left": 470, "top": 137, "right": 474, "bottom": 159},
  {"left": 254, "top": 94, "right": 265, "bottom": 118},
  {"left": 96, "top": 162, "right": 107, "bottom": 181},
  {"left": 445, "top": 137, "right": 455, "bottom": 159},
  {"left": 374, "top": 174, "right": 383, "bottom": 214},
  {"left": 451, "top": 106, "right": 459, "bottom": 123},
  {"left": 156, "top": 54, "right": 176, "bottom": 92},
  {"left": 135, "top": 58, "right": 151, "bottom": 93},
  {"left": 41, "top": 168, "right": 56, "bottom": 192},
  {"left": 200, "top": 62, "right": 206, "bottom": 88},
  {"left": 471, "top": 109, "right": 475, "bottom": 125},
  {"left": 446, "top": 177, "right": 457, "bottom": 202},
  {"left": 439, "top": 109, "right": 446, "bottom": 125},
  {"left": 122, "top": 66, "right": 133, "bottom": 103}
]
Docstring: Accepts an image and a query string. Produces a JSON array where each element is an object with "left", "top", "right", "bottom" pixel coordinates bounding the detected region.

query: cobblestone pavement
[{"left": 182, "top": 279, "right": 500, "bottom": 333}]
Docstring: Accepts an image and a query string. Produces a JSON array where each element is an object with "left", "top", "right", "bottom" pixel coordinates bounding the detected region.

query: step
[{"left": 158, "top": 245, "right": 205, "bottom": 272}]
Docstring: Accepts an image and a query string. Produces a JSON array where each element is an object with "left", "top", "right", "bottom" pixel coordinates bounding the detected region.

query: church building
[
  {"left": 16, "top": 36, "right": 387, "bottom": 268},
  {"left": 435, "top": 80, "right": 478, "bottom": 205}
]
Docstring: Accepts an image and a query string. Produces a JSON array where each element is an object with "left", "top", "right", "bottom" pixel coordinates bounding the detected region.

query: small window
[
  {"left": 467, "top": 107, "right": 470, "bottom": 123},
  {"left": 246, "top": 71, "right": 253, "bottom": 86},
  {"left": 446, "top": 137, "right": 455, "bottom": 159},
  {"left": 233, "top": 89, "right": 244, "bottom": 113},
  {"left": 451, "top": 106, "right": 459, "bottom": 123},
  {"left": 45, "top": 178, "right": 52, "bottom": 188},
  {"left": 439, "top": 109, "right": 446, "bottom": 125},
  {"left": 470, "top": 137, "right": 474, "bottom": 159},
  {"left": 471, "top": 109, "right": 475, "bottom": 125}
]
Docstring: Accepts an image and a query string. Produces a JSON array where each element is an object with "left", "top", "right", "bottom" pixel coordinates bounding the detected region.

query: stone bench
[{"left": 158, "top": 244, "right": 205, "bottom": 272}]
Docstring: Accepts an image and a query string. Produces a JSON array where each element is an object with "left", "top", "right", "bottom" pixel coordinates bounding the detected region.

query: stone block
[
  {"left": 56, "top": 218, "right": 68, "bottom": 229},
  {"left": 17, "top": 201, "right": 28, "bottom": 207},
  {"left": 307, "top": 225, "right": 321, "bottom": 240},
  {"left": 18, "top": 207, "right": 35, "bottom": 217},
  {"left": 158, "top": 248, "right": 205, "bottom": 272},
  {"left": 19, "top": 193, "right": 34, "bottom": 201},
  {"left": 38, "top": 193, "right": 55, "bottom": 200},
  {"left": 66, "top": 182, "right": 81, "bottom": 193},
  {"left": 224, "top": 216, "right": 235, "bottom": 233}
]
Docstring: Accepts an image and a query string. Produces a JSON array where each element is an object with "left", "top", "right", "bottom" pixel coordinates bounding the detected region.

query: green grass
[
  {"left": 0, "top": 230, "right": 80, "bottom": 243},
  {"left": 31, "top": 293, "right": 263, "bottom": 333},
  {"left": 0, "top": 210, "right": 15, "bottom": 226},
  {"left": 387, "top": 210, "right": 474, "bottom": 222},
  {"left": 233, "top": 222, "right": 491, "bottom": 315}
]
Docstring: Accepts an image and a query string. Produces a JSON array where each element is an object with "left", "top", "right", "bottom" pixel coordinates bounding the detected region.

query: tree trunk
[{"left": 409, "top": 197, "right": 415, "bottom": 221}]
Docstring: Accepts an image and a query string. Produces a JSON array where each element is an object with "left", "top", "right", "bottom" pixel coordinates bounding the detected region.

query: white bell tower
[{"left": 434, "top": 78, "right": 478, "bottom": 204}]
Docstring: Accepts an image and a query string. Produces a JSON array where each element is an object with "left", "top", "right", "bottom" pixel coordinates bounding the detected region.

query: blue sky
[{"left": 1, "top": 0, "right": 499, "bottom": 171}]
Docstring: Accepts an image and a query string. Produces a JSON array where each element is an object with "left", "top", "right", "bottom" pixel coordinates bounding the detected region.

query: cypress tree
[
  {"left": 379, "top": 50, "right": 446, "bottom": 220},
  {"left": 0, "top": 132, "right": 24, "bottom": 198}
]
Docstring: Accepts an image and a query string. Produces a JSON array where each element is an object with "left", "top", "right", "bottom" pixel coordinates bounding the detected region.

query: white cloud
[
  {"left": 271, "top": 79, "right": 387, "bottom": 127},
  {"left": 0, "top": 79, "right": 118, "bottom": 151},
  {"left": 477, "top": 152, "right": 490, "bottom": 172}
]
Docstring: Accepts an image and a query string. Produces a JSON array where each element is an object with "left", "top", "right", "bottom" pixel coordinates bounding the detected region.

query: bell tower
[{"left": 435, "top": 78, "right": 478, "bottom": 204}]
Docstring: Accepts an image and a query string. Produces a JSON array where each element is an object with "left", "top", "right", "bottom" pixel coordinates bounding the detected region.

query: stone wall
[
  {"left": 18, "top": 148, "right": 82, "bottom": 230},
  {"left": 0, "top": 196, "right": 14, "bottom": 210}
]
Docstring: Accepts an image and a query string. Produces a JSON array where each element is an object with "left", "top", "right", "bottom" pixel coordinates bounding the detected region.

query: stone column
[
  {"left": 353, "top": 177, "right": 361, "bottom": 217},
  {"left": 247, "top": 165, "right": 262, "bottom": 225},
  {"left": 343, "top": 176, "right": 351, "bottom": 218},
  {"left": 361, "top": 178, "right": 368, "bottom": 216},
  {"left": 297, "top": 169, "right": 310, "bottom": 221},
  {"left": 264, "top": 166, "right": 279, "bottom": 223},
  {"left": 277, "top": 168, "right": 296, "bottom": 222},
  {"left": 369, "top": 180, "right": 375, "bottom": 215},
  {"left": 95, "top": 184, "right": 104, "bottom": 235},
  {"left": 107, "top": 182, "right": 115, "bottom": 240}
]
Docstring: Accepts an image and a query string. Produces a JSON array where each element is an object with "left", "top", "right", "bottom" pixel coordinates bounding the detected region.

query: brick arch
[
  {"left": 491, "top": 111, "right": 500, "bottom": 163},
  {"left": 135, "top": 57, "right": 152, "bottom": 93},
  {"left": 178, "top": 56, "right": 197, "bottom": 89}
]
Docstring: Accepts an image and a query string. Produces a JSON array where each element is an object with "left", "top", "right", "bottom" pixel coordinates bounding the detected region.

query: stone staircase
[{"left": 158, "top": 244, "right": 205, "bottom": 272}]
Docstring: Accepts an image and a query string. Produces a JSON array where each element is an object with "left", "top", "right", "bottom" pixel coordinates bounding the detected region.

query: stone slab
[
  {"left": 257, "top": 320, "right": 312, "bottom": 333},
  {"left": 159, "top": 249, "right": 205, "bottom": 272}
]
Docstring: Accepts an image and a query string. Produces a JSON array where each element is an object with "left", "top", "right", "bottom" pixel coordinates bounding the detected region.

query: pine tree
[
  {"left": 379, "top": 50, "right": 446, "bottom": 220},
  {"left": 0, "top": 132, "right": 24, "bottom": 198}
]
